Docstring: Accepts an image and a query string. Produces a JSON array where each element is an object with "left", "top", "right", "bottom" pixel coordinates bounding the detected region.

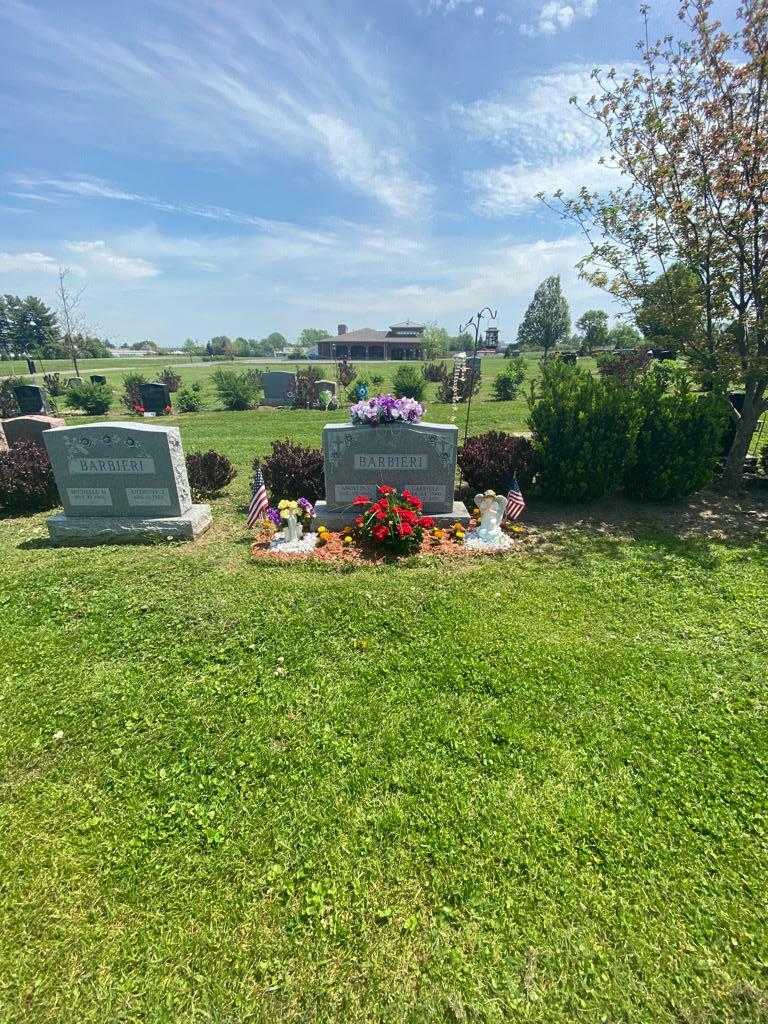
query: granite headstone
[
  {"left": 139, "top": 382, "right": 171, "bottom": 415},
  {"left": 43, "top": 421, "right": 211, "bottom": 544},
  {"left": 90, "top": 374, "right": 107, "bottom": 385},
  {"left": 13, "top": 384, "right": 49, "bottom": 415},
  {"left": 262, "top": 371, "right": 297, "bottom": 407},
  {"left": 2, "top": 415, "right": 66, "bottom": 449},
  {"left": 315, "top": 420, "right": 469, "bottom": 528}
]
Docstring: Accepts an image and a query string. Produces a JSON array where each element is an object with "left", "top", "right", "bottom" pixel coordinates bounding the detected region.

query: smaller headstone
[
  {"left": 560, "top": 351, "right": 578, "bottom": 365},
  {"left": 13, "top": 384, "right": 50, "bottom": 415},
  {"left": 262, "top": 371, "right": 297, "bottom": 407},
  {"left": 26, "top": 358, "right": 37, "bottom": 375},
  {"left": 66, "top": 377, "right": 84, "bottom": 388},
  {"left": 315, "top": 380, "right": 337, "bottom": 408},
  {"left": 90, "top": 374, "right": 107, "bottom": 385},
  {"left": 43, "top": 421, "right": 211, "bottom": 544},
  {"left": 139, "top": 382, "right": 171, "bottom": 415},
  {"left": 2, "top": 415, "right": 66, "bottom": 449}
]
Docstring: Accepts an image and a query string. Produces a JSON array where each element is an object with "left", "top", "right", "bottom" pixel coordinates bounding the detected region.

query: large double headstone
[
  {"left": 262, "top": 371, "right": 297, "bottom": 407},
  {"left": 315, "top": 420, "right": 470, "bottom": 528},
  {"left": 43, "top": 422, "right": 211, "bottom": 544}
]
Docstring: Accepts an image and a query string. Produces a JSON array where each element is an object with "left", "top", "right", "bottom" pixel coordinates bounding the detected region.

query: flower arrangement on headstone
[
  {"left": 351, "top": 485, "right": 434, "bottom": 555},
  {"left": 349, "top": 394, "right": 424, "bottom": 426}
]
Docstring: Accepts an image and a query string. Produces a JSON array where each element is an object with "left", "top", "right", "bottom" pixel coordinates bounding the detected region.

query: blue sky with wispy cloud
[{"left": 1, "top": 0, "right": 685, "bottom": 345}]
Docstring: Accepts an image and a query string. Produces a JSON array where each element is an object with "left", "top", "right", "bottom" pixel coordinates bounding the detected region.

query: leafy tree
[
  {"left": 636, "top": 264, "right": 704, "bottom": 354},
  {"left": 422, "top": 325, "right": 450, "bottom": 359},
  {"left": 448, "top": 331, "right": 473, "bottom": 353},
  {"left": 542, "top": 0, "right": 768, "bottom": 487},
  {"left": 298, "top": 328, "right": 330, "bottom": 348},
  {"left": 15, "top": 296, "right": 60, "bottom": 358},
  {"left": 183, "top": 338, "right": 204, "bottom": 356},
  {"left": 207, "top": 336, "right": 234, "bottom": 357},
  {"left": 517, "top": 276, "right": 571, "bottom": 356},
  {"left": 262, "top": 332, "right": 286, "bottom": 353},
  {"left": 608, "top": 323, "right": 644, "bottom": 350},
  {"left": 575, "top": 309, "right": 609, "bottom": 354}
]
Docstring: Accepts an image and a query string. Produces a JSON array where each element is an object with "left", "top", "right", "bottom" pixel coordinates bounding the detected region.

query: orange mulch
[{"left": 250, "top": 523, "right": 534, "bottom": 564}]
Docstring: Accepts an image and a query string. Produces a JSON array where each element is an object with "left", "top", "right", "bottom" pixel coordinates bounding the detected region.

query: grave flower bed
[
  {"left": 351, "top": 485, "right": 432, "bottom": 555},
  {"left": 349, "top": 394, "right": 424, "bottom": 426}
]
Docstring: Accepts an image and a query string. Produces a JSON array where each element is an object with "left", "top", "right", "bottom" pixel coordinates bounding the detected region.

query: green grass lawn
[{"left": 1, "top": 373, "right": 767, "bottom": 1022}]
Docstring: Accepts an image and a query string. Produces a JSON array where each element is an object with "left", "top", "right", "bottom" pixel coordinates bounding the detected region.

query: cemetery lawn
[{"left": 1, "top": 470, "right": 767, "bottom": 1024}]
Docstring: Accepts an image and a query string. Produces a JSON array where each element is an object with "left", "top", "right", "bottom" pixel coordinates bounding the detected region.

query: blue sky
[{"left": 1, "top": 0, "right": 685, "bottom": 346}]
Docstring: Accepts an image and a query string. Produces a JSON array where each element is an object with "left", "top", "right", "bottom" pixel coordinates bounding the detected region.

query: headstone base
[
  {"left": 46, "top": 504, "right": 212, "bottom": 546},
  {"left": 314, "top": 500, "right": 471, "bottom": 531}
]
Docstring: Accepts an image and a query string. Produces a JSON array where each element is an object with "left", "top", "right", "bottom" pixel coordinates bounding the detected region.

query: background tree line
[{"left": 0, "top": 294, "right": 111, "bottom": 361}]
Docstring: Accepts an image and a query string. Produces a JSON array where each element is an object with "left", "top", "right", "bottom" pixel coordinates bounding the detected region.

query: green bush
[
  {"left": 66, "top": 380, "right": 113, "bottom": 415},
  {"left": 212, "top": 369, "right": 259, "bottom": 411},
  {"left": 623, "top": 369, "right": 727, "bottom": 501},
  {"left": 422, "top": 361, "right": 448, "bottom": 382},
  {"left": 492, "top": 360, "right": 526, "bottom": 401},
  {"left": 761, "top": 443, "right": 768, "bottom": 476},
  {"left": 292, "top": 366, "right": 323, "bottom": 409},
  {"left": 528, "top": 361, "right": 641, "bottom": 502},
  {"left": 370, "top": 374, "right": 384, "bottom": 388},
  {"left": 392, "top": 365, "right": 425, "bottom": 401},
  {"left": 43, "top": 372, "right": 65, "bottom": 397},
  {"left": 121, "top": 372, "right": 148, "bottom": 411},
  {"left": 176, "top": 383, "right": 204, "bottom": 413},
  {"left": 159, "top": 367, "right": 182, "bottom": 392}
]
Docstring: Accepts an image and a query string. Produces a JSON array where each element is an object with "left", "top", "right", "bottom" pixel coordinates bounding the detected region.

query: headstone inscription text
[{"left": 321, "top": 421, "right": 459, "bottom": 515}]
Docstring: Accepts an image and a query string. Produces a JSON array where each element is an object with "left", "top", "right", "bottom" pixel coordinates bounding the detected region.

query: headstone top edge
[
  {"left": 47, "top": 421, "right": 180, "bottom": 436},
  {"left": 324, "top": 419, "right": 456, "bottom": 432}
]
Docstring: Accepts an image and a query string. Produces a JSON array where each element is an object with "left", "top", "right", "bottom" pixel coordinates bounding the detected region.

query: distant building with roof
[{"left": 317, "top": 321, "right": 426, "bottom": 361}]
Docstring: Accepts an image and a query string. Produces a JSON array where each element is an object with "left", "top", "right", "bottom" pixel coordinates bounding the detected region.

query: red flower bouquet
[{"left": 352, "top": 485, "right": 434, "bottom": 555}]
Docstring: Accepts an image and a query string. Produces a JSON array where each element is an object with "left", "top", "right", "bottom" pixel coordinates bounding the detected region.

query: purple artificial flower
[
  {"left": 349, "top": 394, "right": 424, "bottom": 426},
  {"left": 265, "top": 506, "right": 281, "bottom": 527},
  {"left": 298, "top": 497, "right": 315, "bottom": 518}
]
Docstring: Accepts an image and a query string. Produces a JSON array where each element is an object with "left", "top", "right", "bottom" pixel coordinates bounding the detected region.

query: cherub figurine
[{"left": 474, "top": 490, "right": 506, "bottom": 543}]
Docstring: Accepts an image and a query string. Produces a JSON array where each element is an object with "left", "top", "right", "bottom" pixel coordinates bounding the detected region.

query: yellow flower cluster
[
  {"left": 278, "top": 499, "right": 299, "bottom": 521},
  {"left": 316, "top": 524, "right": 330, "bottom": 545}
]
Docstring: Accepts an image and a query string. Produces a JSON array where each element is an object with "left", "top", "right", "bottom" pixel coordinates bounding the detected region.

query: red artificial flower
[
  {"left": 418, "top": 516, "right": 434, "bottom": 529},
  {"left": 399, "top": 507, "right": 418, "bottom": 525},
  {"left": 133, "top": 404, "right": 145, "bottom": 414},
  {"left": 377, "top": 484, "right": 395, "bottom": 495},
  {"left": 398, "top": 522, "right": 413, "bottom": 537},
  {"left": 354, "top": 515, "right": 364, "bottom": 526},
  {"left": 372, "top": 524, "right": 388, "bottom": 540},
  {"left": 401, "top": 489, "right": 423, "bottom": 509},
  {"left": 375, "top": 508, "right": 388, "bottom": 521},
  {"left": 163, "top": 404, "right": 172, "bottom": 414},
  {"left": 352, "top": 495, "right": 371, "bottom": 506}
]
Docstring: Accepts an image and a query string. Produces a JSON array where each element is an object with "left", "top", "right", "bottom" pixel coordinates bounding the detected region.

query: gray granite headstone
[
  {"left": 42, "top": 421, "right": 211, "bottom": 544},
  {"left": 90, "top": 374, "right": 107, "bottom": 385},
  {"left": 2, "top": 415, "right": 66, "bottom": 449},
  {"left": 262, "top": 371, "right": 297, "bottom": 407},
  {"left": 315, "top": 420, "right": 469, "bottom": 528},
  {"left": 13, "top": 384, "right": 49, "bottom": 415}
]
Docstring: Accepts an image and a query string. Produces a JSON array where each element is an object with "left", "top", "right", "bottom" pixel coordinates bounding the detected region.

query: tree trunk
[{"left": 720, "top": 388, "right": 764, "bottom": 489}]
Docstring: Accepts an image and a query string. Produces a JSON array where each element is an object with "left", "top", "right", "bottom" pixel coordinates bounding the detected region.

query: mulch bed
[{"left": 250, "top": 522, "right": 535, "bottom": 563}]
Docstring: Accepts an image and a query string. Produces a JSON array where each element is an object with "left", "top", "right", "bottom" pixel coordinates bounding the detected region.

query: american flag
[
  {"left": 247, "top": 465, "right": 269, "bottom": 528},
  {"left": 504, "top": 477, "right": 526, "bottom": 520}
]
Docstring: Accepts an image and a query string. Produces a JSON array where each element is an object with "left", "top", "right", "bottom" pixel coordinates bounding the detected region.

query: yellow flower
[
  {"left": 456, "top": 531, "right": 465, "bottom": 541},
  {"left": 343, "top": 535, "right": 353, "bottom": 545}
]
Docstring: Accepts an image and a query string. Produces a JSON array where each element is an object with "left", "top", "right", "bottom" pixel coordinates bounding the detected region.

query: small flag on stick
[
  {"left": 504, "top": 477, "right": 526, "bottom": 521},
  {"left": 247, "top": 465, "right": 269, "bottom": 528}
]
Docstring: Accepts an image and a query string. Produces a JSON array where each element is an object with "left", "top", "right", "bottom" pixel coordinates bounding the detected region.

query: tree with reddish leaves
[{"left": 541, "top": 0, "right": 767, "bottom": 488}]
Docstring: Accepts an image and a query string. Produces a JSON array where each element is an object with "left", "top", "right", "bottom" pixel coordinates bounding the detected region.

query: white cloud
[
  {"left": 309, "top": 115, "right": 432, "bottom": 218},
  {"left": 0, "top": 251, "right": 60, "bottom": 274},
  {"left": 520, "top": 0, "right": 597, "bottom": 35},
  {"left": 2, "top": 0, "right": 430, "bottom": 217},
  {"left": 65, "top": 241, "right": 160, "bottom": 280},
  {"left": 468, "top": 155, "right": 619, "bottom": 215},
  {"left": 474, "top": 5, "right": 485, "bottom": 16},
  {"left": 456, "top": 64, "right": 629, "bottom": 215}
]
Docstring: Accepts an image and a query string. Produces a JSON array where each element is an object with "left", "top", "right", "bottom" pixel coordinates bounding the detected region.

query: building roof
[
  {"left": 389, "top": 320, "right": 425, "bottom": 330},
  {"left": 322, "top": 327, "right": 423, "bottom": 344}
]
